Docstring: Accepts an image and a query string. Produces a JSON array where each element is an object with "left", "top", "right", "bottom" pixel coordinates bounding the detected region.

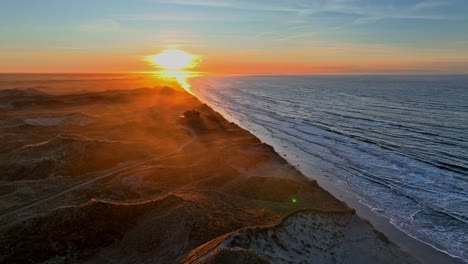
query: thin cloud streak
[
  {"left": 277, "top": 32, "right": 316, "bottom": 41},
  {"left": 79, "top": 19, "right": 121, "bottom": 32},
  {"left": 153, "top": 0, "right": 303, "bottom": 13}
]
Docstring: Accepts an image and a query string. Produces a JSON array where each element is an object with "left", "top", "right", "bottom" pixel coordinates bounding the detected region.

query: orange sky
[
  {"left": 2, "top": 49, "right": 468, "bottom": 75},
  {"left": 2, "top": 1, "right": 468, "bottom": 74}
]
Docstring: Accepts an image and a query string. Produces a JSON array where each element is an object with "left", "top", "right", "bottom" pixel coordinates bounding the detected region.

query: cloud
[
  {"left": 149, "top": 0, "right": 465, "bottom": 22},
  {"left": 79, "top": 19, "right": 120, "bottom": 32},
  {"left": 153, "top": 0, "right": 230, "bottom": 8},
  {"left": 153, "top": 0, "right": 303, "bottom": 13},
  {"left": 121, "top": 12, "right": 245, "bottom": 22},
  {"left": 410, "top": 0, "right": 449, "bottom": 11},
  {"left": 131, "top": 0, "right": 465, "bottom": 28},
  {"left": 287, "top": 0, "right": 461, "bottom": 25},
  {"left": 352, "top": 16, "right": 384, "bottom": 25},
  {"left": 278, "top": 32, "right": 316, "bottom": 41}
]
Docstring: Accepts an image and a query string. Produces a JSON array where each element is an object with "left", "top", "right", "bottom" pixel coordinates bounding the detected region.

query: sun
[{"left": 151, "top": 49, "right": 195, "bottom": 70}]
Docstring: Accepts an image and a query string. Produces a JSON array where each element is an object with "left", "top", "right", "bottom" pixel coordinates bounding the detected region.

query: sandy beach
[{"left": 0, "top": 75, "right": 430, "bottom": 264}]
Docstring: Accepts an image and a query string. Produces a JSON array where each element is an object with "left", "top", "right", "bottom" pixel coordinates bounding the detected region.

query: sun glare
[
  {"left": 152, "top": 49, "right": 195, "bottom": 70},
  {"left": 146, "top": 48, "right": 200, "bottom": 94}
]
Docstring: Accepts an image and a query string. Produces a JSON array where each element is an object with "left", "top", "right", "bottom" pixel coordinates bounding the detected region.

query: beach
[{"left": 0, "top": 74, "right": 433, "bottom": 263}]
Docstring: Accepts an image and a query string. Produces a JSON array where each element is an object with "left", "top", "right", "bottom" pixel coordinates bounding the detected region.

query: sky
[{"left": 1, "top": 0, "right": 468, "bottom": 74}]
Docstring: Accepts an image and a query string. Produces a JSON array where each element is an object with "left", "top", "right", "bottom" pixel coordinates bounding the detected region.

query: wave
[{"left": 191, "top": 75, "right": 468, "bottom": 262}]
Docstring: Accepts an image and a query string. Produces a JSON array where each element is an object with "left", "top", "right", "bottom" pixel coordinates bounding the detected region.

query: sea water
[{"left": 191, "top": 75, "right": 468, "bottom": 262}]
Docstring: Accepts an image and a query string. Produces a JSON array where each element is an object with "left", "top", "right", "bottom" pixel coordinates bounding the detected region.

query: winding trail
[{"left": 0, "top": 126, "right": 197, "bottom": 220}]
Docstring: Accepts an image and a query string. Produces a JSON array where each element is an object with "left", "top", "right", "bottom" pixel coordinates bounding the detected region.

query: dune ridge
[{"left": 182, "top": 209, "right": 416, "bottom": 264}]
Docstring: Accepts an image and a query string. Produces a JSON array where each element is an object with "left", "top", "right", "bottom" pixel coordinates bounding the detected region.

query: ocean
[{"left": 191, "top": 75, "right": 468, "bottom": 262}]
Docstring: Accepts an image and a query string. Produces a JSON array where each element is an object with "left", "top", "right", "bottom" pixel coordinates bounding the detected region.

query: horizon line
[{"left": 1, "top": 72, "right": 468, "bottom": 76}]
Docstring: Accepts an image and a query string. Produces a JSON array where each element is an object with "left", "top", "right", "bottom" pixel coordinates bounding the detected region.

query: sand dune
[
  {"left": 183, "top": 210, "right": 416, "bottom": 264},
  {"left": 22, "top": 113, "right": 95, "bottom": 127},
  {"left": 0, "top": 88, "right": 46, "bottom": 97},
  {"left": 0, "top": 195, "right": 184, "bottom": 263},
  {"left": 0, "top": 133, "right": 150, "bottom": 181}
]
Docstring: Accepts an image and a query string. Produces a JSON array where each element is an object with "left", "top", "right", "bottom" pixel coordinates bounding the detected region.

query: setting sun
[{"left": 151, "top": 49, "right": 195, "bottom": 70}]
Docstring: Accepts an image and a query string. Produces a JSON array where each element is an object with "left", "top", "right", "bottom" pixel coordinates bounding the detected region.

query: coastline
[
  {"left": 175, "top": 100, "right": 420, "bottom": 264},
  {"left": 0, "top": 76, "right": 456, "bottom": 263},
  {"left": 189, "top": 80, "right": 465, "bottom": 264}
]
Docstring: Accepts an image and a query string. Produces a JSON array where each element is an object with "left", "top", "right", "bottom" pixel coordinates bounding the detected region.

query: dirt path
[{"left": 0, "top": 126, "right": 197, "bottom": 220}]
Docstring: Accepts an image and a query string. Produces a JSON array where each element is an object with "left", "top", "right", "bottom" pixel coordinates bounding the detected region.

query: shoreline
[
  {"left": 0, "top": 78, "right": 461, "bottom": 263},
  {"left": 189, "top": 82, "right": 465, "bottom": 264}
]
